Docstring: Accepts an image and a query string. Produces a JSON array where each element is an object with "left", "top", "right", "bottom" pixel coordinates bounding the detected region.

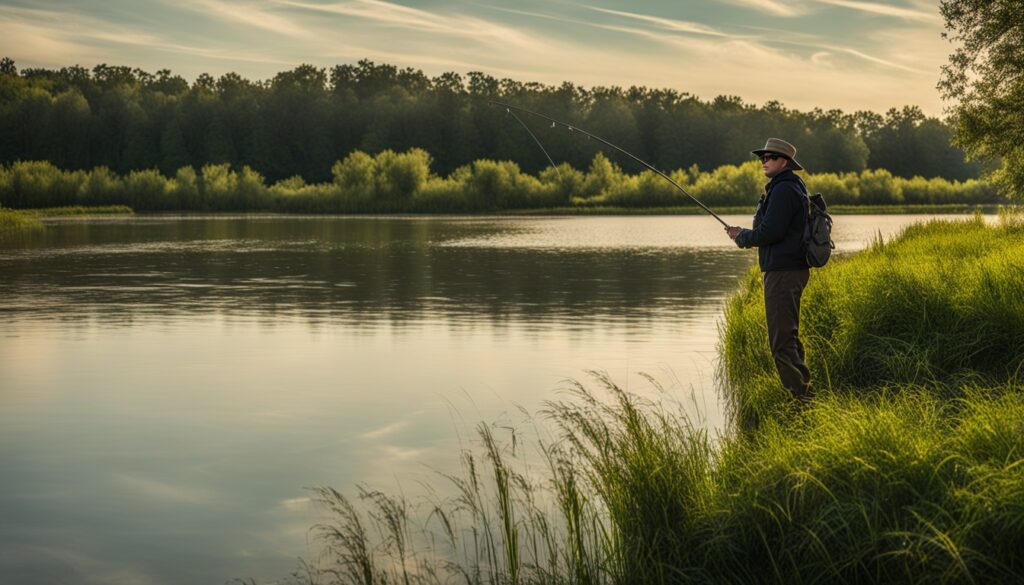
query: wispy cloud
[
  {"left": 381, "top": 444, "right": 430, "bottom": 461},
  {"left": 492, "top": 6, "right": 747, "bottom": 58},
  {"left": 114, "top": 474, "right": 216, "bottom": 505},
  {"left": 276, "top": 0, "right": 543, "bottom": 50},
  {"left": 181, "top": 0, "right": 311, "bottom": 37},
  {"left": 0, "top": 4, "right": 293, "bottom": 68},
  {"left": 833, "top": 46, "right": 929, "bottom": 74},
  {"left": 811, "top": 0, "right": 940, "bottom": 23},
  {"left": 717, "top": 0, "right": 807, "bottom": 17},
  {"left": 278, "top": 496, "right": 314, "bottom": 510},
  {"left": 0, "top": 0, "right": 951, "bottom": 114},
  {"left": 585, "top": 6, "right": 737, "bottom": 38},
  {"left": 361, "top": 419, "right": 409, "bottom": 439}
]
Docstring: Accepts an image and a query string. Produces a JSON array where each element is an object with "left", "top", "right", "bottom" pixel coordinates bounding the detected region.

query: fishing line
[
  {"left": 490, "top": 99, "right": 729, "bottom": 228},
  {"left": 504, "top": 108, "right": 562, "bottom": 180}
]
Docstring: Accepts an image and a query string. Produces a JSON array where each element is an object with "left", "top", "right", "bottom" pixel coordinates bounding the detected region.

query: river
[{"left": 0, "top": 214, "right": 977, "bottom": 584}]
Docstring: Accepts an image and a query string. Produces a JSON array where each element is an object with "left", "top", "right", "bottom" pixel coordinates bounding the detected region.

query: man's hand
[{"left": 726, "top": 226, "right": 742, "bottom": 240}]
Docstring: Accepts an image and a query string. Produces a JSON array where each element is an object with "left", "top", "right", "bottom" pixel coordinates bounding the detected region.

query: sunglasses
[{"left": 759, "top": 154, "right": 786, "bottom": 163}]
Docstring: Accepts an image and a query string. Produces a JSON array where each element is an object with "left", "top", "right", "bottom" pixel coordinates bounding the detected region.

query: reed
[
  {"left": 0, "top": 206, "right": 42, "bottom": 234},
  {"left": 297, "top": 379, "right": 1024, "bottom": 584},
  {"left": 279, "top": 216, "right": 1024, "bottom": 584},
  {"left": 720, "top": 211, "right": 1024, "bottom": 428}
]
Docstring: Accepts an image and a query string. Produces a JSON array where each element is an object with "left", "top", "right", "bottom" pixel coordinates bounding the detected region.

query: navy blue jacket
[{"left": 735, "top": 169, "right": 809, "bottom": 272}]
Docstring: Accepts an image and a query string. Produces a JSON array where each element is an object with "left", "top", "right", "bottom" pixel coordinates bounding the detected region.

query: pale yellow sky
[{"left": 0, "top": 0, "right": 952, "bottom": 115}]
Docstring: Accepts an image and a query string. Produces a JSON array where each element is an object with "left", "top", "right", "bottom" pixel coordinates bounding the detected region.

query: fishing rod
[
  {"left": 503, "top": 108, "right": 562, "bottom": 180},
  {"left": 489, "top": 100, "right": 729, "bottom": 228}
]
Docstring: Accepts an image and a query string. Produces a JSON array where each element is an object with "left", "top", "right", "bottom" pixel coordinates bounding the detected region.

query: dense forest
[{"left": 0, "top": 57, "right": 982, "bottom": 184}]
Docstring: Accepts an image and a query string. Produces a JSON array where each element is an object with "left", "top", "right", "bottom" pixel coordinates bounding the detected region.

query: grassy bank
[
  {"left": 17, "top": 205, "right": 133, "bottom": 218},
  {"left": 291, "top": 213, "right": 1024, "bottom": 585},
  {"left": 0, "top": 205, "right": 132, "bottom": 237},
  {"left": 721, "top": 211, "right": 1024, "bottom": 427},
  {"left": 0, "top": 207, "right": 42, "bottom": 234}
]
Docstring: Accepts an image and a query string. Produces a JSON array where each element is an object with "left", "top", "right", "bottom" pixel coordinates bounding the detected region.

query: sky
[{"left": 0, "top": 0, "right": 953, "bottom": 115}]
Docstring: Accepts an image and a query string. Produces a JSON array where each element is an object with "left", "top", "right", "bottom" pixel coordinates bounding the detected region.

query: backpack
[{"left": 801, "top": 188, "right": 834, "bottom": 267}]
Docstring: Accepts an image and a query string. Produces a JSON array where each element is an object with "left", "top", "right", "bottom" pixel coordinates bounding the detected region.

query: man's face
[{"left": 760, "top": 154, "right": 789, "bottom": 177}]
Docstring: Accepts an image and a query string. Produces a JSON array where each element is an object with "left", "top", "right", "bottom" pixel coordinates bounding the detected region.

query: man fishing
[
  {"left": 726, "top": 138, "right": 812, "bottom": 402},
  {"left": 489, "top": 103, "right": 817, "bottom": 402}
]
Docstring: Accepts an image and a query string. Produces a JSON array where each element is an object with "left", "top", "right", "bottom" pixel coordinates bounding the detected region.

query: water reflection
[
  {"left": 1, "top": 217, "right": 754, "bottom": 329},
  {"left": 0, "top": 214, "right": 980, "bottom": 584}
]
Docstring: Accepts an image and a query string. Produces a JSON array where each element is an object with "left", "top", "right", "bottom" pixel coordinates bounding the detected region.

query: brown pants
[{"left": 763, "top": 269, "right": 811, "bottom": 398}]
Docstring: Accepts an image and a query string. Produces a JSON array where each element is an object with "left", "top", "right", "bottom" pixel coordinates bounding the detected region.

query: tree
[
  {"left": 939, "top": 0, "right": 1024, "bottom": 196},
  {"left": 159, "top": 115, "right": 191, "bottom": 175}
]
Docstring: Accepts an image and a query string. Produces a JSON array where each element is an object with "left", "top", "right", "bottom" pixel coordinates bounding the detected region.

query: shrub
[
  {"left": 78, "top": 166, "right": 124, "bottom": 207},
  {"left": 1, "top": 161, "right": 84, "bottom": 208},
  {"left": 169, "top": 166, "right": 200, "bottom": 210},
  {"left": 689, "top": 160, "right": 764, "bottom": 206},
  {"left": 373, "top": 148, "right": 432, "bottom": 203},
  {"left": 123, "top": 169, "right": 169, "bottom": 210}
]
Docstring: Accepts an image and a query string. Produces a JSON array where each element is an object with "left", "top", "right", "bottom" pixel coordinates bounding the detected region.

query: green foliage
[
  {"left": 305, "top": 374, "right": 1024, "bottom": 584},
  {"left": 331, "top": 151, "right": 375, "bottom": 199},
  {"left": 169, "top": 166, "right": 201, "bottom": 209},
  {"left": 689, "top": 160, "right": 766, "bottom": 206},
  {"left": 721, "top": 215, "right": 1024, "bottom": 427},
  {"left": 79, "top": 166, "right": 124, "bottom": 206},
  {"left": 0, "top": 161, "right": 83, "bottom": 208},
  {"left": 0, "top": 206, "right": 42, "bottom": 234},
  {"left": 940, "top": 0, "right": 1024, "bottom": 198},
  {"left": 124, "top": 168, "right": 169, "bottom": 210},
  {"left": 0, "top": 203, "right": 128, "bottom": 236},
  {"left": 0, "top": 154, "right": 1003, "bottom": 214},
  {"left": 0, "top": 58, "right": 980, "bottom": 184},
  {"left": 373, "top": 148, "right": 431, "bottom": 202}
]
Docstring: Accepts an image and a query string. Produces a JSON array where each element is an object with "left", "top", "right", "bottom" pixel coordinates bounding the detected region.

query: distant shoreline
[{"left": 24, "top": 203, "right": 1008, "bottom": 220}]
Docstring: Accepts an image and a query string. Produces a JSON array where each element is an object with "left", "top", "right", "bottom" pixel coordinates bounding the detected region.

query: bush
[
  {"left": 124, "top": 169, "right": 170, "bottom": 210},
  {"left": 373, "top": 148, "right": 431, "bottom": 202},
  {"left": 858, "top": 168, "right": 904, "bottom": 204},
  {"left": 689, "top": 160, "right": 764, "bottom": 206},
  {"left": 0, "top": 153, "right": 1003, "bottom": 213},
  {"left": 331, "top": 151, "right": 375, "bottom": 201},
  {"left": 1, "top": 161, "right": 84, "bottom": 208},
  {"left": 579, "top": 152, "right": 623, "bottom": 199},
  {"left": 169, "top": 166, "right": 200, "bottom": 209},
  {"left": 79, "top": 166, "right": 124, "bottom": 207},
  {"left": 533, "top": 163, "right": 583, "bottom": 208},
  {"left": 463, "top": 159, "right": 538, "bottom": 210}
]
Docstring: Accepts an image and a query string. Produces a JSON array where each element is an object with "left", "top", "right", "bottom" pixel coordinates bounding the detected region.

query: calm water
[{"left": 0, "top": 214, "right": 975, "bottom": 584}]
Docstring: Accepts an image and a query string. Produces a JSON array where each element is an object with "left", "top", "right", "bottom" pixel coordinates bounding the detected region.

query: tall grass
[
  {"left": 0, "top": 154, "right": 1003, "bottom": 214},
  {"left": 297, "top": 376, "right": 1024, "bottom": 584},
  {"left": 0, "top": 206, "right": 42, "bottom": 234},
  {"left": 720, "top": 211, "right": 1024, "bottom": 429},
  {"left": 281, "top": 215, "right": 1024, "bottom": 585},
  {"left": 0, "top": 205, "right": 130, "bottom": 237}
]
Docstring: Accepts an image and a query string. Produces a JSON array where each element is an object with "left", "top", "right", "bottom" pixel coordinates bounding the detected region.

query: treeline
[
  {"left": 0, "top": 151, "right": 999, "bottom": 213},
  {"left": 0, "top": 58, "right": 983, "bottom": 184}
]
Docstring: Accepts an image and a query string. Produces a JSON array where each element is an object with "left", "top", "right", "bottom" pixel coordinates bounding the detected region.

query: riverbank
[
  {"left": 305, "top": 212, "right": 1024, "bottom": 584},
  {"left": 0, "top": 208, "right": 42, "bottom": 234},
  {"left": 0, "top": 206, "right": 133, "bottom": 235},
  {"left": 2, "top": 203, "right": 1005, "bottom": 228},
  {"left": 502, "top": 203, "right": 1004, "bottom": 215}
]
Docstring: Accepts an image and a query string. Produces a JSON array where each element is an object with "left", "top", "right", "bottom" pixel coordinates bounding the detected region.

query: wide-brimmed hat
[{"left": 752, "top": 138, "right": 803, "bottom": 171}]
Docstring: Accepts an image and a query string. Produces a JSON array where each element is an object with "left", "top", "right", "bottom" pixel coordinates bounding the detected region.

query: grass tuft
[{"left": 291, "top": 215, "right": 1024, "bottom": 584}]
